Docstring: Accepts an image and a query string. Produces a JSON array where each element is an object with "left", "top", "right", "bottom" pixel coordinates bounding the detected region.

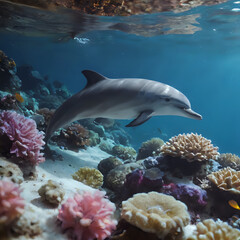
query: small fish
[
  {"left": 228, "top": 200, "right": 240, "bottom": 210},
  {"left": 15, "top": 93, "right": 24, "bottom": 103},
  {"left": 157, "top": 128, "right": 162, "bottom": 134}
]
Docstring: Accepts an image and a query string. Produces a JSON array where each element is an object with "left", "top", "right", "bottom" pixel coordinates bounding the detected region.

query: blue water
[{"left": 1, "top": 0, "right": 240, "bottom": 154}]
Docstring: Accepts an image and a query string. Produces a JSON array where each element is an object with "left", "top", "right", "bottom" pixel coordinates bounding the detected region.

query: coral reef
[
  {"left": 142, "top": 156, "right": 161, "bottom": 169},
  {"left": 58, "top": 190, "right": 117, "bottom": 240},
  {"left": 53, "top": 123, "right": 90, "bottom": 151},
  {"left": 186, "top": 219, "right": 240, "bottom": 240},
  {"left": 137, "top": 138, "right": 164, "bottom": 160},
  {"left": 207, "top": 167, "right": 240, "bottom": 194},
  {"left": 72, "top": 167, "right": 103, "bottom": 188},
  {"left": 0, "top": 50, "right": 21, "bottom": 92},
  {"left": 98, "top": 156, "right": 123, "bottom": 176},
  {"left": 88, "top": 130, "right": 100, "bottom": 146},
  {"left": 162, "top": 183, "right": 207, "bottom": 211},
  {"left": 38, "top": 180, "right": 65, "bottom": 205},
  {"left": 0, "top": 94, "right": 18, "bottom": 111},
  {"left": 218, "top": 153, "right": 240, "bottom": 171},
  {"left": 122, "top": 168, "right": 164, "bottom": 199},
  {"left": 0, "top": 180, "right": 25, "bottom": 226},
  {"left": 0, "top": 111, "right": 45, "bottom": 165},
  {"left": 36, "top": 108, "right": 55, "bottom": 128},
  {"left": 112, "top": 145, "right": 136, "bottom": 161},
  {"left": 105, "top": 163, "right": 142, "bottom": 191},
  {"left": 121, "top": 192, "right": 190, "bottom": 238},
  {"left": 0, "top": 157, "right": 23, "bottom": 184},
  {"left": 161, "top": 133, "right": 219, "bottom": 162},
  {"left": 11, "top": 204, "right": 42, "bottom": 237}
]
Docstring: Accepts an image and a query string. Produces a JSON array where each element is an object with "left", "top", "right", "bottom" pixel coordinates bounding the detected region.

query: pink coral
[
  {"left": 0, "top": 111, "right": 45, "bottom": 164},
  {"left": 58, "top": 190, "right": 117, "bottom": 240},
  {"left": 0, "top": 180, "right": 25, "bottom": 225}
]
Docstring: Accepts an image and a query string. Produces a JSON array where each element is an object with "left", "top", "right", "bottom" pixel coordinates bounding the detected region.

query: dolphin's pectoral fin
[
  {"left": 125, "top": 110, "right": 153, "bottom": 127},
  {"left": 82, "top": 70, "right": 108, "bottom": 88}
]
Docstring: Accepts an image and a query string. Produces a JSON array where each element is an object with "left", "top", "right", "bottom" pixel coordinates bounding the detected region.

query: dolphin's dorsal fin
[{"left": 82, "top": 70, "right": 107, "bottom": 88}]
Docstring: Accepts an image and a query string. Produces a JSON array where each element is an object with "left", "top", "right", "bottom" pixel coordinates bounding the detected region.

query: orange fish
[
  {"left": 15, "top": 93, "right": 24, "bottom": 103},
  {"left": 228, "top": 200, "right": 240, "bottom": 210}
]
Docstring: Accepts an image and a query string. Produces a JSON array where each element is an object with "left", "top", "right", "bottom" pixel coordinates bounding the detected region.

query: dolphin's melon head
[{"left": 157, "top": 86, "right": 202, "bottom": 120}]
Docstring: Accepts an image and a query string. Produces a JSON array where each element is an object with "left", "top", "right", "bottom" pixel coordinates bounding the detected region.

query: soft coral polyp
[{"left": 58, "top": 190, "right": 117, "bottom": 240}]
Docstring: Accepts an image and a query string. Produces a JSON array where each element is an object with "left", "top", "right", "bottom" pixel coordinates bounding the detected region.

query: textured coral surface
[
  {"left": 58, "top": 190, "right": 117, "bottom": 240},
  {"left": 186, "top": 219, "right": 240, "bottom": 240},
  {"left": 38, "top": 180, "right": 65, "bottom": 205},
  {"left": 121, "top": 192, "right": 190, "bottom": 238},
  {"left": 208, "top": 167, "right": 240, "bottom": 194},
  {"left": 0, "top": 111, "right": 45, "bottom": 164},
  {"left": 72, "top": 167, "right": 103, "bottom": 188},
  {"left": 161, "top": 133, "right": 219, "bottom": 162},
  {"left": 0, "top": 180, "right": 25, "bottom": 225},
  {"left": 218, "top": 153, "right": 240, "bottom": 170}
]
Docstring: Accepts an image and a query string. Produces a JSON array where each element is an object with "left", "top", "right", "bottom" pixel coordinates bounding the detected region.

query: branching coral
[
  {"left": 186, "top": 219, "right": 240, "bottom": 240},
  {"left": 218, "top": 153, "right": 240, "bottom": 170},
  {"left": 72, "top": 167, "right": 103, "bottom": 188},
  {"left": 161, "top": 133, "right": 219, "bottom": 162},
  {"left": 137, "top": 138, "right": 164, "bottom": 160},
  {"left": 0, "top": 111, "right": 45, "bottom": 165},
  {"left": 58, "top": 190, "right": 117, "bottom": 240},
  {"left": 0, "top": 180, "right": 25, "bottom": 226},
  {"left": 121, "top": 192, "right": 190, "bottom": 238},
  {"left": 38, "top": 180, "right": 65, "bottom": 205},
  {"left": 207, "top": 167, "right": 240, "bottom": 194},
  {"left": 53, "top": 123, "right": 90, "bottom": 151}
]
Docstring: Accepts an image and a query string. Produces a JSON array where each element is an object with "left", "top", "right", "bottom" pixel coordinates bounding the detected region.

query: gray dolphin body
[{"left": 45, "top": 70, "right": 202, "bottom": 142}]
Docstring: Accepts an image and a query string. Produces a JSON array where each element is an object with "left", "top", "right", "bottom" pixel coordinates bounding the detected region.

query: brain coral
[
  {"left": 0, "top": 111, "right": 45, "bottom": 165},
  {"left": 186, "top": 219, "right": 240, "bottom": 240},
  {"left": 58, "top": 190, "right": 117, "bottom": 240},
  {"left": 137, "top": 138, "right": 164, "bottom": 160},
  {"left": 0, "top": 180, "right": 25, "bottom": 226},
  {"left": 207, "top": 167, "right": 240, "bottom": 194},
  {"left": 161, "top": 133, "right": 219, "bottom": 162},
  {"left": 121, "top": 191, "right": 190, "bottom": 238},
  {"left": 218, "top": 153, "right": 240, "bottom": 170},
  {"left": 72, "top": 167, "right": 103, "bottom": 188}
]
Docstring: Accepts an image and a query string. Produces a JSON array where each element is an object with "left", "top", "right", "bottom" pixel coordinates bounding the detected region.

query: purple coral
[
  {"left": 162, "top": 183, "right": 207, "bottom": 210},
  {"left": 58, "top": 190, "right": 117, "bottom": 240},
  {"left": 0, "top": 180, "right": 25, "bottom": 225},
  {"left": 0, "top": 111, "right": 45, "bottom": 164},
  {"left": 122, "top": 168, "right": 164, "bottom": 199}
]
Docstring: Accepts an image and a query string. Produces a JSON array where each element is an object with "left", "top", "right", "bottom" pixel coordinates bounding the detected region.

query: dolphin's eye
[{"left": 165, "top": 98, "right": 170, "bottom": 102}]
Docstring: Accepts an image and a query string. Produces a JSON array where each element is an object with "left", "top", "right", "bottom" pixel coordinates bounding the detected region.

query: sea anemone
[
  {"left": 0, "top": 180, "right": 25, "bottom": 226},
  {"left": 58, "top": 190, "right": 117, "bottom": 240},
  {"left": 0, "top": 111, "right": 45, "bottom": 165}
]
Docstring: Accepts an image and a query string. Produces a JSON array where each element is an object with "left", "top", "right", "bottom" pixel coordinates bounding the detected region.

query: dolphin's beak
[{"left": 183, "top": 108, "right": 202, "bottom": 120}]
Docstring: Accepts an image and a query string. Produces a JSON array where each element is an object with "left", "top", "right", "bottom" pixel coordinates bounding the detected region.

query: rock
[
  {"left": 0, "top": 157, "right": 24, "bottom": 184},
  {"left": 105, "top": 163, "right": 142, "bottom": 191}
]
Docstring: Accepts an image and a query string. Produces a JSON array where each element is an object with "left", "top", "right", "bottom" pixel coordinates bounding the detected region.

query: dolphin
[{"left": 45, "top": 70, "right": 202, "bottom": 142}]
